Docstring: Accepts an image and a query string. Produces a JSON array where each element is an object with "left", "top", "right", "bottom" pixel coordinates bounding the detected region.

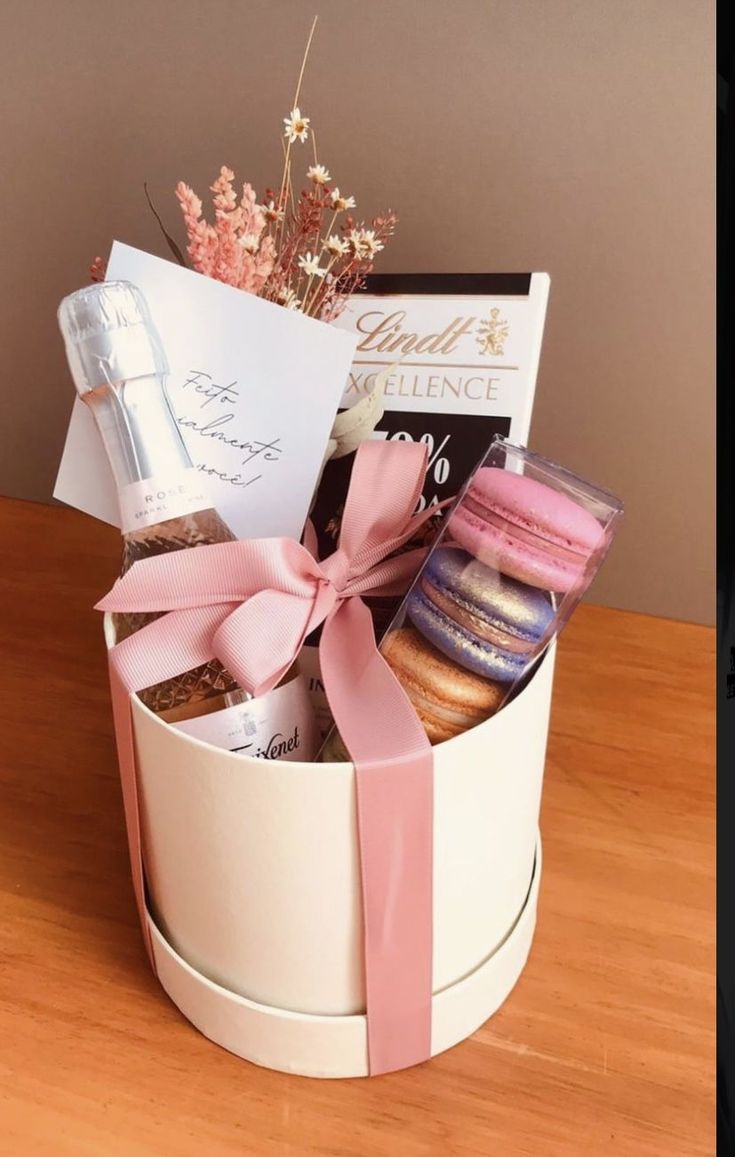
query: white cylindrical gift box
[{"left": 116, "top": 640, "right": 555, "bottom": 1078}]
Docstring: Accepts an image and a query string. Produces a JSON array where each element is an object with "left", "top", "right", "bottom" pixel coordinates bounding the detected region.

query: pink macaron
[{"left": 448, "top": 467, "right": 606, "bottom": 592}]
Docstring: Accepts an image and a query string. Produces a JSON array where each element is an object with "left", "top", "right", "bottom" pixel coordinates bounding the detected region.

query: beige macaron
[{"left": 382, "top": 627, "right": 505, "bottom": 744}]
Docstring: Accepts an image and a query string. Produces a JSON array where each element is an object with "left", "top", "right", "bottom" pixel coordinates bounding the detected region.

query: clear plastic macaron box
[{"left": 324, "top": 436, "right": 623, "bottom": 755}]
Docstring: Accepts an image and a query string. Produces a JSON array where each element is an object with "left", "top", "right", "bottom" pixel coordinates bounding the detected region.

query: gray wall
[{"left": 0, "top": 0, "right": 714, "bottom": 622}]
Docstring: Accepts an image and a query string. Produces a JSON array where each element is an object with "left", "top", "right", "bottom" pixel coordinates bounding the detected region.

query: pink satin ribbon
[{"left": 97, "top": 441, "right": 436, "bottom": 1075}]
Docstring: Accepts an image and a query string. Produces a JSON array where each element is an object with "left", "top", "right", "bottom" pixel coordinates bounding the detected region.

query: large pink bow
[{"left": 97, "top": 440, "right": 437, "bottom": 1076}]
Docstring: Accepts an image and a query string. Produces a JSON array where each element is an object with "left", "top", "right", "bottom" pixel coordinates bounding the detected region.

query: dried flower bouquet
[{"left": 92, "top": 17, "right": 396, "bottom": 322}]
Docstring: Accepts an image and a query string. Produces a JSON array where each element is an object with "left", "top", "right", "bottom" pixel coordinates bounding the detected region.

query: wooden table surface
[{"left": 0, "top": 497, "right": 714, "bottom": 1157}]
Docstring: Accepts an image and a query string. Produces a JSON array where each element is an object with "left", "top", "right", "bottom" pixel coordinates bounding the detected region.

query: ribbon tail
[
  {"left": 321, "top": 599, "right": 434, "bottom": 1075},
  {"left": 104, "top": 605, "right": 234, "bottom": 974},
  {"left": 108, "top": 658, "right": 155, "bottom": 970}
]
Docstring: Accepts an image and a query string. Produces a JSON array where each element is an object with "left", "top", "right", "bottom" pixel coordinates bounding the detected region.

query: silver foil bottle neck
[
  {"left": 58, "top": 280, "right": 169, "bottom": 394},
  {"left": 57, "top": 280, "right": 193, "bottom": 492}
]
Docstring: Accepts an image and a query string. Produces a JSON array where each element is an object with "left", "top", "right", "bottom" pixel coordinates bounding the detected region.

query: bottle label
[
  {"left": 297, "top": 643, "right": 335, "bottom": 741},
  {"left": 119, "top": 468, "right": 211, "bottom": 533},
  {"left": 170, "top": 676, "right": 319, "bottom": 763}
]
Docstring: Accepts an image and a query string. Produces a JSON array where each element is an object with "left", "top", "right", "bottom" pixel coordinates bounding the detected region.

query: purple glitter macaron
[{"left": 406, "top": 546, "right": 554, "bottom": 681}]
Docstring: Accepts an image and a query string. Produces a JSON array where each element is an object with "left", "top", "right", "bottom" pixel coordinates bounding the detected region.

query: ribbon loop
[{"left": 337, "top": 440, "right": 428, "bottom": 573}]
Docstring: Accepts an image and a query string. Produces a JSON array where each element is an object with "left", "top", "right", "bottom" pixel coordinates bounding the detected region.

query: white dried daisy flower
[
  {"left": 330, "top": 187, "right": 356, "bottom": 211},
  {"left": 297, "top": 251, "right": 326, "bottom": 278},
  {"left": 283, "top": 107, "right": 310, "bottom": 143},
  {"left": 307, "top": 163, "right": 331, "bottom": 185}
]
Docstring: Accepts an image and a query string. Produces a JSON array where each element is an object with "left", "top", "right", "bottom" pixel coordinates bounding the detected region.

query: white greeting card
[{"left": 54, "top": 243, "right": 358, "bottom": 540}]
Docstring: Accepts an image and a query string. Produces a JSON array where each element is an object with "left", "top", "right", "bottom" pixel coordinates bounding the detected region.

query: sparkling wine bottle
[{"left": 57, "top": 280, "right": 243, "bottom": 721}]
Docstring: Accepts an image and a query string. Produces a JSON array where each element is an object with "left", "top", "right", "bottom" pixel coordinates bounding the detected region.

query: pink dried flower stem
[
  {"left": 310, "top": 198, "right": 335, "bottom": 265},
  {"left": 307, "top": 210, "right": 398, "bottom": 320},
  {"left": 90, "top": 255, "right": 107, "bottom": 283},
  {"left": 175, "top": 167, "right": 275, "bottom": 293},
  {"left": 275, "top": 152, "right": 294, "bottom": 260},
  {"left": 264, "top": 184, "right": 323, "bottom": 304}
]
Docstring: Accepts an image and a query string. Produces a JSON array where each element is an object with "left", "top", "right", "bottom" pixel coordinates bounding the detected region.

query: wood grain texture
[{"left": 0, "top": 497, "right": 714, "bottom": 1156}]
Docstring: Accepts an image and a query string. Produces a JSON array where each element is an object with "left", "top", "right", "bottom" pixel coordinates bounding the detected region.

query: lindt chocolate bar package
[{"left": 310, "top": 272, "right": 550, "bottom": 557}]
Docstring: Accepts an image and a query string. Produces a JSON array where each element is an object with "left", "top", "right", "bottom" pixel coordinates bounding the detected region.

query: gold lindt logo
[
  {"left": 354, "top": 307, "right": 510, "bottom": 357},
  {"left": 356, "top": 309, "right": 478, "bottom": 356}
]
